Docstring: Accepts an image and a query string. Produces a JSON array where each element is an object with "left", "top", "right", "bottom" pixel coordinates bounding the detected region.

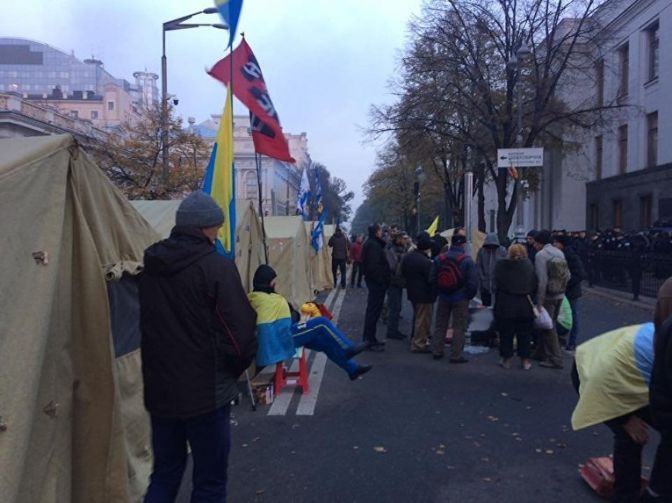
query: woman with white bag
[{"left": 494, "top": 244, "right": 538, "bottom": 370}]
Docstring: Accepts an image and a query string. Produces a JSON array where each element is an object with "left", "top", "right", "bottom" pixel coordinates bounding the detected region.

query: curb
[{"left": 584, "top": 286, "right": 655, "bottom": 311}]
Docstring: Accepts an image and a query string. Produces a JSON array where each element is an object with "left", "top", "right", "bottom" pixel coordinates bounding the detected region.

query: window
[
  {"left": 595, "top": 59, "right": 604, "bottom": 106},
  {"left": 90, "top": 110, "right": 98, "bottom": 120},
  {"left": 590, "top": 204, "right": 600, "bottom": 230},
  {"left": 618, "top": 124, "right": 628, "bottom": 174},
  {"left": 245, "top": 172, "right": 258, "bottom": 200},
  {"left": 647, "top": 111, "right": 658, "bottom": 167},
  {"left": 595, "top": 135, "right": 603, "bottom": 179},
  {"left": 640, "top": 194, "right": 653, "bottom": 228},
  {"left": 618, "top": 43, "right": 629, "bottom": 97},
  {"left": 613, "top": 199, "right": 623, "bottom": 228},
  {"left": 647, "top": 22, "right": 659, "bottom": 81},
  {"left": 107, "top": 101, "right": 114, "bottom": 111},
  {"left": 69, "top": 110, "right": 79, "bottom": 119}
]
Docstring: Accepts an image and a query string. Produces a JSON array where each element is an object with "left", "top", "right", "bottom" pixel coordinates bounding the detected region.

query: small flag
[
  {"left": 202, "top": 86, "right": 236, "bottom": 258},
  {"left": 311, "top": 210, "right": 328, "bottom": 252},
  {"left": 313, "top": 163, "right": 323, "bottom": 207},
  {"left": 426, "top": 216, "right": 439, "bottom": 236},
  {"left": 297, "top": 168, "right": 311, "bottom": 218},
  {"left": 508, "top": 166, "right": 519, "bottom": 180},
  {"left": 214, "top": 0, "right": 244, "bottom": 49}
]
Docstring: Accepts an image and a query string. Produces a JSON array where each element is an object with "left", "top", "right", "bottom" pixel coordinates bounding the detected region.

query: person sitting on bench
[{"left": 247, "top": 265, "right": 372, "bottom": 381}]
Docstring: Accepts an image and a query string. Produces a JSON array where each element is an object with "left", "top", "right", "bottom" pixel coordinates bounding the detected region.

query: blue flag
[
  {"left": 313, "top": 163, "right": 323, "bottom": 207},
  {"left": 297, "top": 168, "right": 311, "bottom": 219},
  {"left": 214, "top": 0, "right": 244, "bottom": 48},
  {"left": 311, "top": 210, "right": 328, "bottom": 252}
]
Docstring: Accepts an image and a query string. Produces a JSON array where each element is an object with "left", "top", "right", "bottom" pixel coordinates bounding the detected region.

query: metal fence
[{"left": 587, "top": 250, "right": 672, "bottom": 300}]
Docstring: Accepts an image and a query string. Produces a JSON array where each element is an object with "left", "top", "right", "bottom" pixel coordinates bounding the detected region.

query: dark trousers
[
  {"left": 145, "top": 404, "right": 231, "bottom": 503},
  {"left": 567, "top": 297, "right": 579, "bottom": 348},
  {"left": 480, "top": 289, "right": 492, "bottom": 307},
  {"left": 332, "top": 258, "right": 346, "bottom": 288},
  {"left": 497, "top": 317, "right": 532, "bottom": 359},
  {"left": 363, "top": 280, "right": 387, "bottom": 345},
  {"left": 386, "top": 285, "right": 403, "bottom": 336},
  {"left": 351, "top": 262, "right": 363, "bottom": 287}
]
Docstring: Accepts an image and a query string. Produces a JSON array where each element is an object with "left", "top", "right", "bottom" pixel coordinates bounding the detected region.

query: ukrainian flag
[
  {"left": 202, "top": 86, "right": 236, "bottom": 258},
  {"left": 214, "top": 0, "right": 244, "bottom": 48}
]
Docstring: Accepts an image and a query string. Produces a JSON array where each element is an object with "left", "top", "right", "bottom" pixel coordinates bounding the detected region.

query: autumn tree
[{"left": 93, "top": 104, "right": 210, "bottom": 199}]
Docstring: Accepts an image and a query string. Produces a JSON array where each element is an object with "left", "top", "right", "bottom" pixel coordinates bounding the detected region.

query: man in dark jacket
[
  {"left": 431, "top": 234, "right": 478, "bottom": 362},
  {"left": 361, "top": 223, "right": 390, "bottom": 351},
  {"left": 402, "top": 232, "right": 437, "bottom": 353},
  {"left": 328, "top": 227, "right": 350, "bottom": 288},
  {"left": 385, "top": 232, "right": 408, "bottom": 340},
  {"left": 140, "top": 191, "right": 257, "bottom": 502},
  {"left": 553, "top": 234, "right": 587, "bottom": 350}
]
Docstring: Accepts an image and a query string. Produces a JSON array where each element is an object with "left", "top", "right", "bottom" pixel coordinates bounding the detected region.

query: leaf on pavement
[
  {"left": 500, "top": 392, "right": 509, "bottom": 397},
  {"left": 545, "top": 449, "right": 555, "bottom": 455},
  {"left": 374, "top": 446, "right": 387, "bottom": 453}
]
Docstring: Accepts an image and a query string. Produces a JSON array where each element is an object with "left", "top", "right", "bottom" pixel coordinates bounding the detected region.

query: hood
[
  {"left": 143, "top": 226, "right": 215, "bottom": 276},
  {"left": 484, "top": 233, "right": 500, "bottom": 247}
]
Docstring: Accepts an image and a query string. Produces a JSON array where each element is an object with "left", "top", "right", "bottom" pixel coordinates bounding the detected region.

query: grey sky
[{"left": 1, "top": 0, "right": 423, "bottom": 214}]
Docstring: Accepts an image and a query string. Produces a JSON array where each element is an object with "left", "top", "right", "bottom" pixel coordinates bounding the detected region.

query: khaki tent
[
  {"left": 0, "top": 135, "right": 160, "bottom": 502},
  {"left": 303, "top": 221, "right": 338, "bottom": 291},
  {"left": 440, "top": 227, "right": 487, "bottom": 260},
  {"left": 264, "top": 216, "right": 312, "bottom": 306},
  {"left": 131, "top": 200, "right": 265, "bottom": 293}
]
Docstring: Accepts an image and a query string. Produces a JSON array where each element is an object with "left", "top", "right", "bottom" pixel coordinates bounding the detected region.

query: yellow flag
[
  {"left": 426, "top": 216, "right": 439, "bottom": 236},
  {"left": 203, "top": 86, "right": 235, "bottom": 257}
]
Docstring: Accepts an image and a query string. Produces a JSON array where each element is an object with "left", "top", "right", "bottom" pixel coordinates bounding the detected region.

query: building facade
[
  {"left": 0, "top": 37, "right": 157, "bottom": 131},
  {"left": 195, "top": 114, "right": 308, "bottom": 216}
]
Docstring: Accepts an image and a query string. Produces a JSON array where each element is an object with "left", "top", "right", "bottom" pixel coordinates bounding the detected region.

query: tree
[
  {"left": 93, "top": 104, "right": 210, "bottom": 199},
  {"left": 369, "top": 0, "right": 622, "bottom": 240},
  {"left": 311, "top": 163, "right": 354, "bottom": 224}
]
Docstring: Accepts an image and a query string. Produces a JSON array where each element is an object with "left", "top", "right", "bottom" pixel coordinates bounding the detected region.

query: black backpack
[{"left": 436, "top": 253, "right": 466, "bottom": 294}]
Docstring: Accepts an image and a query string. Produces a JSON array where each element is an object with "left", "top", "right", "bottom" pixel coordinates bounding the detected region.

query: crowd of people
[{"left": 135, "top": 190, "right": 671, "bottom": 502}]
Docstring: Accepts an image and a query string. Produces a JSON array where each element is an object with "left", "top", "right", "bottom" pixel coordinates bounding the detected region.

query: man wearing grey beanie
[{"left": 140, "top": 190, "right": 257, "bottom": 502}]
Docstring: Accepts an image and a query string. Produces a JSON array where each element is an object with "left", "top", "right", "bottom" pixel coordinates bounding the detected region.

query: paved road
[{"left": 178, "top": 289, "right": 654, "bottom": 502}]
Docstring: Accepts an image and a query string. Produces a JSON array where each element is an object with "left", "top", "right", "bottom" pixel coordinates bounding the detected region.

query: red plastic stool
[{"left": 274, "top": 348, "right": 309, "bottom": 395}]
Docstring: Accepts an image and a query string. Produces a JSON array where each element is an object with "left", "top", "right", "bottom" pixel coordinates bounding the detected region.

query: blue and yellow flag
[
  {"left": 214, "top": 0, "right": 244, "bottom": 48},
  {"left": 202, "top": 86, "right": 236, "bottom": 258},
  {"left": 426, "top": 216, "right": 439, "bottom": 236}
]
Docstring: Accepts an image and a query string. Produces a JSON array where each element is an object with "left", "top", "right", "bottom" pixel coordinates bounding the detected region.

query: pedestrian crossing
[{"left": 267, "top": 287, "right": 346, "bottom": 416}]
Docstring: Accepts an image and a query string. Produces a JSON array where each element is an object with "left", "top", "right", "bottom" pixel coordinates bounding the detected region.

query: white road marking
[
  {"left": 295, "top": 288, "right": 347, "bottom": 416},
  {"left": 267, "top": 288, "right": 342, "bottom": 416}
]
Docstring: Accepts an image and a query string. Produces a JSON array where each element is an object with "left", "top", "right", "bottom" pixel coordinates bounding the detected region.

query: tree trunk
[
  {"left": 496, "top": 172, "right": 514, "bottom": 243},
  {"left": 477, "top": 176, "right": 486, "bottom": 233}
]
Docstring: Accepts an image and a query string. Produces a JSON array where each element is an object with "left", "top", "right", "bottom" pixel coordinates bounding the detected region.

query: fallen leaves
[{"left": 373, "top": 446, "right": 387, "bottom": 453}]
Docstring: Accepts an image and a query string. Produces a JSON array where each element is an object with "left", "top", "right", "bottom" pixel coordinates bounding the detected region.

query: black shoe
[
  {"left": 349, "top": 364, "right": 373, "bottom": 381},
  {"left": 387, "top": 331, "right": 407, "bottom": 340},
  {"left": 366, "top": 343, "right": 385, "bottom": 352},
  {"left": 449, "top": 356, "right": 469, "bottom": 364},
  {"left": 345, "top": 342, "right": 368, "bottom": 359},
  {"left": 432, "top": 353, "right": 445, "bottom": 360}
]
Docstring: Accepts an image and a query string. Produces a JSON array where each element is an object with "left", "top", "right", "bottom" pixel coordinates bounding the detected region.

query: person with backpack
[
  {"left": 533, "top": 230, "right": 570, "bottom": 369},
  {"left": 385, "top": 232, "right": 408, "bottom": 340},
  {"left": 552, "top": 234, "right": 587, "bottom": 351},
  {"left": 430, "top": 233, "right": 478, "bottom": 362}
]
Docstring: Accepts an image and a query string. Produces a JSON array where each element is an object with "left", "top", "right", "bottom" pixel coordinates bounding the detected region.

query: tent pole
[{"left": 255, "top": 152, "right": 269, "bottom": 264}]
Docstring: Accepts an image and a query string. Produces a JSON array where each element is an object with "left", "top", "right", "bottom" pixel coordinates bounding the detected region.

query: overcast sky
[{"left": 1, "top": 0, "right": 423, "bottom": 214}]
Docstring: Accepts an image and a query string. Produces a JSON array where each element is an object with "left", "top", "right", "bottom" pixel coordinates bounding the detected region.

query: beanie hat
[
  {"left": 416, "top": 232, "right": 432, "bottom": 251},
  {"left": 553, "top": 234, "right": 571, "bottom": 247},
  {"left": 535, "top": 230, "right": 552, "bottom": 245},
  {"left": 175, "top": 190, "right": 225, "bottom": 228},
  {"left": 451, "top": 234, "right": 467, "bottom": 246},
  {"left": 253, "top": 264, "right": 277, "bottom": 292}
]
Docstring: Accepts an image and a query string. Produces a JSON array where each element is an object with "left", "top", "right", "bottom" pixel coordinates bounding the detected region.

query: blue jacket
[{"left": 433, "top": 246, "right": 478, "bottom": 302}]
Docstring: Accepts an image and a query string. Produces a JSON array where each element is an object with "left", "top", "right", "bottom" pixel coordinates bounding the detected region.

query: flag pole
[
  {"left": 229, "top": 35, "right": 236, "bottom": 259},
  {"left": 255, "top": 152, "right": 269, "bottom": 264}
]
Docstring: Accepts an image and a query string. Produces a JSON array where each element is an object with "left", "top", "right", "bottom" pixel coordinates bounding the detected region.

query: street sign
[{"left": 497, "top": 147, "right": 544, "bottom": 168}]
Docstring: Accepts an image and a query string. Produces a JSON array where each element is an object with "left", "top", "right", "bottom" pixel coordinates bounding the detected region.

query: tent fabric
[
  {"left": 132, "top": 200, "right": 265, "bottom": 293},
  {"left": 304, "top": 221, "right": 333, "bottom": 291},
  {"left": 0, "top": 134, "right": 160, "bottom": 503},
  {"left": 264, "top": 216, "right": 313, "bottom": 307},
  {"left": 439, "top": 228, "right": 487, "bottom": 260}
]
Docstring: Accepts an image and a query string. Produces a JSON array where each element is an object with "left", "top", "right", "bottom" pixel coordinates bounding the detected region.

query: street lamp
[
  {"left": 161, "top": 8, "right": 228, "bottom": 185},
  {"left": 414, "top": 165, "right": 426, "bottom": 235}
]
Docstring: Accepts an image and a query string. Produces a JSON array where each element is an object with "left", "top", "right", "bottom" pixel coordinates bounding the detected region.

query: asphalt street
[{"left": 178, "top": 289, "right": 654, "bottom": 503}]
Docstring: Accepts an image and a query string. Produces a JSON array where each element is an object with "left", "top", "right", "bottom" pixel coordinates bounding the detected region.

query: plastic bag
[{"left": 533, "top": 306, "right": 554, "bottom": 331}]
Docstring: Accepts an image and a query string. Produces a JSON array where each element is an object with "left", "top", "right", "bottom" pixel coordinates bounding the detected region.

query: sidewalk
[{"left": 584, "top": 285, "right": 656, "bottom": 311}]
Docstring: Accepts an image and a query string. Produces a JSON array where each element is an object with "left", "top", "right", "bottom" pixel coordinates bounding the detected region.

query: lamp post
[
  {"left": 414, "top": 165, "right": 426, "bottom": 235},
  {"left": 161, "top": 8, "right": 228, "bottom": 185}
]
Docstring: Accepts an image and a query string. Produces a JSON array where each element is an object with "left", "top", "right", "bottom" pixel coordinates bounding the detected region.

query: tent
[
  {"left": 131, "top": 200, "right": 265, "bottom": 293},
  {"left": 0, "top": 135, "right": 160, "bottom": 502},
  {"left": 264, "top": 216, "right": 312, "bottom": 306},
  {"left": 440, "top": 227, "right": 487, "bottom": 260},
  {"left": 303, "top": 221, "right": 337, "bottom": 291}
]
